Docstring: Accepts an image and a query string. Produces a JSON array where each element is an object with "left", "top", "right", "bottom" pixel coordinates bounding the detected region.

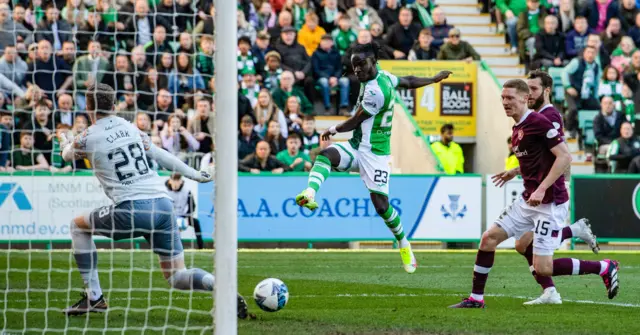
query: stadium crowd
[{"left": 1, "top": 0, "right": 640, "bottom": 174}]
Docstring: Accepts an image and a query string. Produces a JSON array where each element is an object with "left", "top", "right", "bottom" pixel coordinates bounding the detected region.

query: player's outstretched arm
[
  {"left": 397, "top": 71, "right": 452, "bottom": 89},
  {"left": 146, "top": 143, "right": 213, "bottom": 183},
  {"left": 322, "top": 108, "right": 371, "bottom": 140}
]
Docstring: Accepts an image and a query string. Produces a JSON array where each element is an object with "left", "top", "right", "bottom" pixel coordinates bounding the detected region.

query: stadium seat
[
  {"left": 578, "top": 110, "right": 599, "bottom": 132},
  {"left": 583, "top": 120, "right": 595, "bottom": 146},
  {"left": 547, "top": 67, "right": 564, "bottom": 104}
]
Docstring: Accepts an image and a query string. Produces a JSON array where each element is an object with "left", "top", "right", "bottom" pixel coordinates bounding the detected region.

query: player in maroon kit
[
  {"left": 512, "top": 70, "right": 600, "bottom": 305},
  {"left": 450, "top": 79, "right": 619, "bottom": 309}
]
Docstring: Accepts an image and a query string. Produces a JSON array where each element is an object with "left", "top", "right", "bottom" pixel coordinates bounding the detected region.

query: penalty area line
[
  {"left": 4, "top": 293, "right": 639, "bottom": 308},
  {"left": 1, "top": 249, "right": 638, "bottom": 254}
]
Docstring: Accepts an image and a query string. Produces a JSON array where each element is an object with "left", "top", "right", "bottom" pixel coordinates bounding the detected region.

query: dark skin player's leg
[{"left": 317, "top": 147, "right": 342, "bottom": 168}]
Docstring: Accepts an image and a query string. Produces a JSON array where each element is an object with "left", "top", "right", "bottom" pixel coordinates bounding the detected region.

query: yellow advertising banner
[{"left": 378, "top": 61, "right": 477, "bottom": 141}]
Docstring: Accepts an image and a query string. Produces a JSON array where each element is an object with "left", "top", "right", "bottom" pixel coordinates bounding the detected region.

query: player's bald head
[{"left": 86, "top": 83, "right": 116, "bottom": 114}]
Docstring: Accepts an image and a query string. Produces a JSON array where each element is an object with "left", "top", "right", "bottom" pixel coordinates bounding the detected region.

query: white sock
[
  {"left": 399, "top": 237, "right": 410, "bottom": 249},
  {"left": 543, "top": 286, "right": 557, "bottom": 294},
  {"left": 599, "top": 261, "right": 608, "bottom": 276},
  {"left": 71, "top": 221, "right": 103, "bottom": 301},
  {"left": 470, "top": 293, "right": 484, "bottom": 301},
  {"left": 81, "top": 270, "right": 103, "bottom": 300},
  {"left": 168, "top": 268, "right": 215, "bottom": 291},
  {"left": 305, "top": 187, "right": 316, "bottom": 198}
]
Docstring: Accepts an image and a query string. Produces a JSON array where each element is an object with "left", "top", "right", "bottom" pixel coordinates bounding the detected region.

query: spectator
[
  {"left": 370, "top": 22, "right": 395, "bottom": 59},
  {"left": 301, "top": 115, "right": 319, "bottom": 154},
  {"left": 557, "top": 0, "right": 576, "bottom": 33},
  {"left": 565, "top": 16, "right": 591, "bottom": 59},
  {"left": 186, "top": 96, "right": 213, "bottom": 153},
  {"left": 276, "top": 132, "right": 311, "bottom": 171},
  {"left": 0, "top": 111, "right": 12, "bottom": 171},
  {"left": 620, "top": 0, "right": 638, "bottom": 31},
  {"left": 408, "top": 28, "right": 438, "bottom": 61},
  {"left": 532, "top": 15, "right": 567, "bottom": 70},
  {"left": 238, "top": 140, "right": 289, "bottom": 174},
  {"left": 264, "top": 119, "right": 287, "bottom": 154},
  {"left": 257, "top": 1, "right": 277, "bottom": 31},
  {"left": 607, "top": 121, "right": 640, "bottom": 173},
  {"left": 601, "top": 17, "right": 624, "bottom": 55},
  {"left": 24, "top": 40, "right": 73, "bottom": 101},
  {"left": 98, "top": 0, "right": 123, "bottom": 33},
  {"left": 598, "top": 66, "right": 623, "bottom": 110},
  {"left": 12, "top": 4, "right": 33, "bottom": 32},
  {"left": 26, "top": 0, "right": 45, "bottom": 28},
  {"left": 497, "top": 0, "right": 546, "bottom": 53},
  {"left": 53, "top": 93, "right": 74, "bottom": 127},
  {"left": 430, "top": 124, "right": 464, "bottom": 175},
  {"left": 298, "top": 12, "right": 327, "bottom": 56},
  {"left": 611, "top": 36, "right": 637, "bottom": 74},
  {"left": 0, "top": 45, "right": 28, "bottom": 86},
  {"left": 583, "top": 0, "right": 621, "bottom": 33},
  {"left": 195, "top": 36, "right": 215, "bottom": 84},
  {"left": 284, "top": 95, "right": 305, "bottom": 132},
  {"left": 289, "top": 0, "right": 309, "bottom": 30},
  {"left": 11, "top": 131, "right": 49, "bottom": 171},
  {"left": 166, "top": 173, "right": 204, "bottom": 249},
  {"left": 586, "top": 33, "right": 611, "bottom": 69},
  {"left": 272, "top": 70, "right": 313, "bottom": 114},
  {"left": 0, "top": 3, "right": 31, "bottom": 52},
  {"left": 252, "top": 32, "right": 273, "bottom": 73},
  {"left": 61, "top": 0, "right": 87, "bottom": 28},
  {"left": 50, "top": 123, "right": 73, "bottom": 173},
  {"left": 516, "top": 0, "right": 547, "bottom": 63},
  {"left": 59, "top": 41, "right": 76, "bottom": 71},
  {"left": 168, "top": 52, "right": 205, "bottom": 108},
  {"left": 161, "top": 114, "right": 200, "bottom": 156},
  {"left": 115, "top": 92, "right": 137, "bottom": 122},
  {"left": 594, "top": 95, "right": 625, "bottom": 155},
  {"left": 34, "top": 4, "right": 73, "bottom": 51},
  {"left": 629, "top": 12, "right": 640, "bottom": 47},
  {"left": 238, "top": 94, "right": 256, "bottom": 128},
  {"left": 24, "top": 101, "right": 54, "bottom": 162},
  {"left": 72, "top": 41, "right": 109, "bottom": 111},
  {"left": 123, "top": 0, "right": 170, "bottom": 50},
  {"left": 437, "top": 28, "right": 481, "bottom": 62},
  {"left": 347, "top": 0, "right": 383, "bottom": 31},
  {"left": 130, "top": 46, "right": 152, "bottom": 90},
  {"left": 275, "top": 26, "right": 312, "bottom": 86},
  {"left": 430, "top": 6, "right": 454, "bottom": 52},
  {"left": 75, "top": 10, "right": 111, "bottom": 52},
  {"left": 319, "top": 0, "right": 343, "bottom": 33},
  {"left": 143, "top": 25, "right": 172, "bottom": 66},
  {"left": 331, "top": 15, "right": 357, "bottom": 56},
  {"left": 385, "top": 7, "right": 421, "bottom": 59},
  {"left": 623, "top": 50, "right": 640, "bottom": 115},
  {"left": 411, "top": 0, "right": 433, "bottom": 28},
  {"left": 268, "top": 10, "right": 293, "bottom": 46},
  {"left": 108, "top": 53, "right": 133, "bottom": 99},
  {"left": 505, "top": 136, "right": 519, "bottom": 170},
  {"left": 237, "top": 36, "right": 259, "bottom": 81},
  {"left": 262, "top": 51, "right": 283, "bottom": 91},
  {"left": 239, "top": 68, "right": 260, "bottom": 108},
  {"left": 193, "top": 3, "right": 215, "bottom": 36},
  {"left": 157, "top": 0, "right": 193, "bottom": 32},
  {"left": 254, "top": 88, "right": 288, "bottom": 137},
  {"left": 238, "top": 9, "right": 257, "bottom": 44},
  {"left": 148, "top": 88, "right": 175, "bottom": 128},
  {"left": 238, "top": 114, "right": 261, "bottom": 160},
  {"left": 562, "top": 46, "right": 601, "bottom": 135},
  {"left": 135, "top": 112, "right": 154, "bottom": 136},
  {"left": 312, "top": 34, "right": 350, "bottom": 114},
  {"left": 379, "top": 0, "right": 400, "bottom": 33}
]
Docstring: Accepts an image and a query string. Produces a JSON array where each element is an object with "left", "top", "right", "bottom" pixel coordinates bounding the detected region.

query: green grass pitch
[{"left": 1, "top": 250, "right": 638, "bottom": 334}]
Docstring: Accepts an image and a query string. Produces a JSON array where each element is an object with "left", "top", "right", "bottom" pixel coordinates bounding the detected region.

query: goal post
[{"left": 213, "top": 0, "right": 238, "bottom": 333}]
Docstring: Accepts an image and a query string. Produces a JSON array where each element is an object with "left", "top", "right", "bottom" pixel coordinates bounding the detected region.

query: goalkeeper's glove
[{"left": 193, "top": 168, "right": 214, "bottom": 183}]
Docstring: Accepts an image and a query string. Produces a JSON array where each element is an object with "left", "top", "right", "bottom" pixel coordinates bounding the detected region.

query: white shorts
[
  {"left": 331, "top": 143, "right": 391, "bottom": 196},
  {"left": 494, "top": 197, "right": 569, "bottom": 256}
]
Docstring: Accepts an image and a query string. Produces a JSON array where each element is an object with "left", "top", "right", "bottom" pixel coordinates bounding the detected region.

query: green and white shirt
[{"left": 349, "top": 70, "right": 398, "bottom": 156}]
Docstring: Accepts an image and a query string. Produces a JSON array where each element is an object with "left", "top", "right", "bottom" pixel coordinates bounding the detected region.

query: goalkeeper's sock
[
  {"left": 70, "top": 221, "right": 103, "bottom": 300},
  {"left": 307, "top": 155, "right": 332, "bottom": 193},
  {"left": 380, "top": 206, "right": 409, "bottom": 248},
  {"left": 168, "top": 268, "right": 215, "bottom": 291}
]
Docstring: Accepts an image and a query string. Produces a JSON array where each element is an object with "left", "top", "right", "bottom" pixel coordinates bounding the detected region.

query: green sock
[
  {"left": 308, "top": 155, "right": 332, "bottom": 192},
  {"left": 381, "top": 206, "right": 405, "bottom": 241}
]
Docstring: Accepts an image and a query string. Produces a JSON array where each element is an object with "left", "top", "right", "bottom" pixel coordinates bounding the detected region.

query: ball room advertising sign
[
  {"left": 572, "top": 175, "right": 640, "bottom": 240},
  {"left": 378, "top": 60, "right": 477, "bottom": 142}
]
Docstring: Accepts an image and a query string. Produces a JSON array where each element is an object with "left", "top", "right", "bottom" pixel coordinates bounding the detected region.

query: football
[{"left": 253, "top": 278, "right": 289, "bottom": 312}]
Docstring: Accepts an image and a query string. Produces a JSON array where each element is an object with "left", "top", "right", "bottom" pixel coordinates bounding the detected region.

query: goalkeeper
[{"left": 59, "top": 83, "right": 250, "bottom": 319}]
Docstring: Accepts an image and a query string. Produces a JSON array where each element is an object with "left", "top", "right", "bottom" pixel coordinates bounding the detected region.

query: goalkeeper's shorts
[{"left": 85, "top": 197, "right": 184, "bottom": 257}]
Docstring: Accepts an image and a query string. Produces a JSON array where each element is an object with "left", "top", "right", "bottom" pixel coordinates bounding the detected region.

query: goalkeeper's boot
[
  {"left": 237, "top": 294, "right": 255, "bottom": 320},
  {"left": 295, "top": 189, "right": 318, "bottom": 211},
  {"left": 63, "top": 292, "right": 108, "bottom": 316},
  {"left": 400, "top": 245, "right": 417, "bottom": 274}
]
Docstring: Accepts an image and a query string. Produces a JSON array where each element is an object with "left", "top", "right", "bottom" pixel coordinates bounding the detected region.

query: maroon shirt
[
  {"left": 512, "top": 111, "right": 568, "bottom": 205},
  {"left": 538, "top": 104, "right": 564, "bottom": 138}
]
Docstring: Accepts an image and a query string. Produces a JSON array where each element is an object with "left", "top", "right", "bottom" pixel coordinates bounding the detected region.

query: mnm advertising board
[
  {"left": 378, "top": 60, "right": 477, "bottom": 142},
  {"left": 196, "top": 175, "right": 482, "bottom": 241},
  {"left": 573, "top": 175, "right": 640, "bottom": 240}
]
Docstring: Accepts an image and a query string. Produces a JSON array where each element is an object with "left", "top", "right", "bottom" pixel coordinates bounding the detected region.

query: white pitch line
[{"left": 3, "top": 293, "right": 639, "bottom": 308}]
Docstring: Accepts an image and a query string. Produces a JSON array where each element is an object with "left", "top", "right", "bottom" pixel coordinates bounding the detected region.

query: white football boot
[{"left": 523, "top": 287, "right": 562, "bottom": 305}]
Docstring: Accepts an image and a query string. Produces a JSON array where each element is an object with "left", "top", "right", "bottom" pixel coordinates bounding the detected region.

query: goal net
[{"left": 0, "top": 0, "right": 227, "bottom": 332}]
